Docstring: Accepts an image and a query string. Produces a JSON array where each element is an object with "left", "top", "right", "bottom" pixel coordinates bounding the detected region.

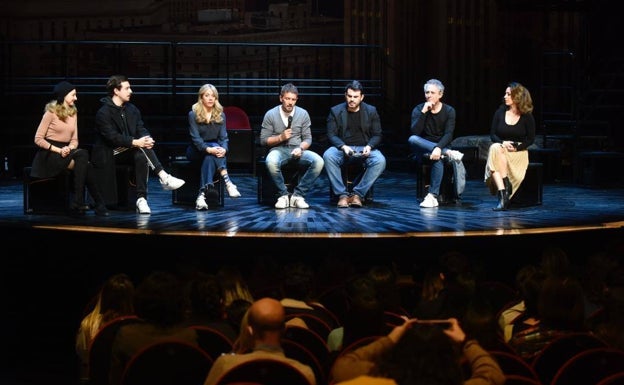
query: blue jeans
[
  {"left": 186, "top": 147, "right": 227, "bottom": 190},
  {"left": 323, "top": 146, "right": 386, "bottom": 198},
  {"left": 265, "top": 146, "right": 324, "bottom": 198},
  {"left": 408, "top": 135, "right": 450, "bottom": 196}
]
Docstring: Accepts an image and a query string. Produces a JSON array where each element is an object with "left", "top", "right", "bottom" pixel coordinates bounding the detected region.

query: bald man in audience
[{"left": 203, "top": 297, "right": 316, "bottom": 385}]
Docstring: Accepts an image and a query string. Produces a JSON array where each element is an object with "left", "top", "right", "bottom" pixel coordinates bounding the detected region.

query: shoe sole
[{"left": 161, "top": 181, "right": 186, "bottom": 191}]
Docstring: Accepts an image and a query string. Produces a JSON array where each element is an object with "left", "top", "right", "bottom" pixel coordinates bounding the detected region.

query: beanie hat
[{"left": 53, "top": 81, "right": 75, "bottom": 104}]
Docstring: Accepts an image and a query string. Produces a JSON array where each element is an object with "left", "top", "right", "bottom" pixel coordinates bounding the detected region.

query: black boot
[
  {"left": 86, "top": 164, "right": 109, "bottom": 216},
  {"left": 493, "top": 189, "right": 509, "bottom": 211},
  {"left": 503, "top": 177, "right": 513, "bottom": 197}
]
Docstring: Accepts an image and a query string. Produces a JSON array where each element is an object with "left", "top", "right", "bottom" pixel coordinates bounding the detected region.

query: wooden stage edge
[{"left": 26, "top": 220, "right": 624, "bottom": 238}]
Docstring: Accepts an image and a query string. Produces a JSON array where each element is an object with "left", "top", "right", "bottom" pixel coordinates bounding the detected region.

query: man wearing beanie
[
  {"left": 31, "top": 80, "right": 109, "bottom": 216},
  {"left": 91, "top": 74, "right": 185, "bottom": 214}
]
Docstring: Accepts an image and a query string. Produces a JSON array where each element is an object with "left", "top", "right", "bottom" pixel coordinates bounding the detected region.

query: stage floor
[{"left": 2, "top": 170, "right": 624, "bottom": 238}]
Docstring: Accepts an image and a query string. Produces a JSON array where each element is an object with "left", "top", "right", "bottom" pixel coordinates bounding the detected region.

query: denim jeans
[
  {"left": 408, "top": 135, "right": 450, "bottom": 196},
  {"left": 265, "top": 146, "right": 324, "bottom": 198},
  {"left": 323, "top": 146, "right": 386, "bottom": 198}
]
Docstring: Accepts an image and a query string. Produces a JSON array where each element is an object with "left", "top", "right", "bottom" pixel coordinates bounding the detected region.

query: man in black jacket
[{"left": 92, "top": 75, "right": 184, "bottom": 214}]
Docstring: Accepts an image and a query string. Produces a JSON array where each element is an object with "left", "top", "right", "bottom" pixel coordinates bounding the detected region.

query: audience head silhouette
[
  {"left": 372, "top": 323, "right": 464, "bottom": 385},
  {"left": 134, "top": 270, "right": 186, "bottom": 327},
  {"left": 247, "top": 297, "right": 286, "bottom": 344}
]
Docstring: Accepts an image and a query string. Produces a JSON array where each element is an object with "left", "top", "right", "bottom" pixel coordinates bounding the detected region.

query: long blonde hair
[
  {"left": 45, "top": 100, "right": 77, "bottom": 121},
  {"left": 192, "top": 84, "right": 224, "bottom": 124}
]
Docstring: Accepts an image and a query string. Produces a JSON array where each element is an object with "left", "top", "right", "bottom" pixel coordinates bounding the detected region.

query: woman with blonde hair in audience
[{"left": 75, "top": 273, "right": 135, "bottom": 381}]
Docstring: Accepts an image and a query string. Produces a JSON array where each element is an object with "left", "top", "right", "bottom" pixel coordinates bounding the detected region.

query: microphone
[{"left": 287, "top": 116, "right": 293, "bottom": 129}]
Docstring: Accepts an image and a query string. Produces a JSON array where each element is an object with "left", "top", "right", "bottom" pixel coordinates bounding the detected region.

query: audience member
[
  {"left": 186, "top": 83, "right": 241, "bottom": 211},
  {"left": 484, "top": 81, "right": 536, "bottom": 211},
  {"left": 412, "top": 264, "right": 454, "bottom": 320},
  {"left": 324, "top": 80, "right": 386, "bottom": 208},
  {"left": 203, "top": 297, "right": 316, "bottom": 385},
  {"left": 92, "top": 74, "right": 185, "bottom": 213},
  {"left": 366, "top": 264, "right": 405, "bottom": 315},
  {"left": 591, "top": 265, "right": 624, "bottom": 350},
  {"left": 259, "top": 82, "right": 324, "bottom": 209},
  {"left": 331, "top": 317, "right": 505, "bottom": 385},
  {"left": 327, "top": 275, "right": 386, "bottom": 353},
  {"left": 216, "top": 265, "right": 255, "bottom": 308},
  {"left": 279, "top": 261, "right": 337, "bottom": 332},
  {"left": 75, "top": 273, "right": 135, "bottom": 381},
  {"left": 31, "top": 81, "right": 109, "bottom": 216},
  {"left": 497, "top": 264, "right": 545, "bottom": 342},
  {"left": 225, "top": 298, "right": 252, "bottom": 339},
  {"left": 408, "top": 78, "right": 465, "bottom": 208},
  {"left": 539, "top": 245, "right": 574, "bottom": 279},
  {"left": 183, "top": 271, "right": 237, "bottom": 341},
  {"left": 109, "top": 271, "right": 197, "bottom": 385},
  {"left": 509, "top": 275, "right": 587, "bottom": 361}
]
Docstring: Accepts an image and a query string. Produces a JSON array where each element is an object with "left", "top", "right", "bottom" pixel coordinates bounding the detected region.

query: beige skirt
[{"left": 484, "top": 143, "right": 529, "bottom": 197}]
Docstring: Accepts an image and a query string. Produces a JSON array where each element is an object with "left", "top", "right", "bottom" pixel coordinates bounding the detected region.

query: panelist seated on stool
[
  {"left": 170, "top": 159, "right": 224, "bottom": 209},
  {"left": 413, "top": 151, "right": 465, "bottom": 207},
  {"left": 415, "top": 156, "right": 462, "bottom": 205},
  {"left": 257, "top": 157, "right": 308, "bottom": 206},
  {"left": 329, "top": 159, "right": 375, "bottom": 205}
]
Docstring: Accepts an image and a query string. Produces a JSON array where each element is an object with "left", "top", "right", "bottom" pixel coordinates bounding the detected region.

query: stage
[{"left": 2, "top": 169, "right": 624, "bottom": 385}]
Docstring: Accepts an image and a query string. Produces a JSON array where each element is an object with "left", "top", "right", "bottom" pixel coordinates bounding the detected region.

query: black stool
[
  {"left": 23, "top": 166, "right": 83, "bottom": 215},
  {"left": 170, "top": 160, "right": 224, "bottom": 207},
  {"left": 509, "top": 162, "right": 543, "bottom": 207},
  {"left": 113, "top": 164, "right": 139, "bottom": 210},
  {"left": 415, "top": 158, "right": 459, "bottom": 204},
  {"left": 328, "top": 160, "right": 374, "bottom": 204},
  {"left": 256, "top": 157, "right": 308, "bottom": 205}
]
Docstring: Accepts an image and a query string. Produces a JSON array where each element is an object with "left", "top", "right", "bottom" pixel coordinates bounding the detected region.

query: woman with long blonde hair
[{"left": 186, "top": 83, "right": 241, "bottom": 210}]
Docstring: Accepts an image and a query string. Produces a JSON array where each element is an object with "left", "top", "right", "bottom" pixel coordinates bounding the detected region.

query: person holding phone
[{"left": 330, "top": 317, "right": 504, "bottom": 385}]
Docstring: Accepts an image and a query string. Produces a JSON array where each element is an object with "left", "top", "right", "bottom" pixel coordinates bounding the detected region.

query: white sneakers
[
  {"left": 195, "top": 192, "right": 208, "bottom": 210},
  {"left": 226, "top": 182, "right": 241, "bottom": 198},
  {"left": 160, "top": 173, "right": 185, "bottom": 191},
  {"left": 290, "top": 195, "right": 310, "bottom": 209},
  {"left": 136, "top": 197, "right": 151, "bottom": 214},
  {"left": 420, "top": 193, "right": 439, "bottom": 208},
  {"left": 275, "top": 194, "right": 310, "bottom": 209},
  {"left": 275, "top": 195, "right": 290, "bottom": 209},
  {"left": 446, "top": 150, "right": 464, "bottom": 162}
]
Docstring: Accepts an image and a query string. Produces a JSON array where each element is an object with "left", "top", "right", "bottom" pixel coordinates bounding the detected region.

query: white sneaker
[
  {"left": 446, "top": 150, "right": 464, "bottom": 162},
  {"left": 275, "top": 195, "right": 290, "bottom": 209},
  {"left": 195, "top": 192, "right": 208, "bottom": 210},
  {"left": 290, "top": 195, "right": 310, "bottom": 209},
  {"left": 160, "top": 173, "right": 185, "bottom": 191},
  {"left": 420, "top": 193, "right": 439, "bottom": 208},
  {"left": 226, "top": 182, "right": 241, "bottom": 198},
  {"left": 136, "top": 197, "right": 151, "bottom": 214}
]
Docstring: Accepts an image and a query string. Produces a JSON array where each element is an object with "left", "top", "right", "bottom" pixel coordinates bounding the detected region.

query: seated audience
[
  {"left": 75, "top": 273, "right": 135, "bottom": 382},
  {"left": 183, "top": 271, "right": 237, "bottom": 341},
  {"left": 331, "top": 317, "right": 504, "bottom": 385},
  {"left": 509, "top": 275, "right": 587, "bottom": 361},
  {"left": 203, "top": 297, "right": 316, "bottom": 385},
  {"left": 109, "top": 271, "right": 197, "bottom": 385}
]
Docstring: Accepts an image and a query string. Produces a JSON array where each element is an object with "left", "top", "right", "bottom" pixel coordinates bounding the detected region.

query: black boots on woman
[
  {"left": 503, "top": 176, "right": 513, "bottom": 197},
  {"left": 493, "top": 189, "right": 509, "bottom": 211},
  {"left": 493, "top": 176, "right": 513, "bottom": 211}
]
